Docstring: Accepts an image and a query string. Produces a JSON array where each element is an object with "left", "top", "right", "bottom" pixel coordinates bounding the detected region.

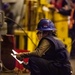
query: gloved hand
[{"left": 16, "top": 53, "right": 24, "bottom": 61}]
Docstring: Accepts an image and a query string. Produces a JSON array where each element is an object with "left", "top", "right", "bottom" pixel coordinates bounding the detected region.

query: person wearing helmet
[{"left": 16, "top": 19, "right": 72, "bottom": 75}]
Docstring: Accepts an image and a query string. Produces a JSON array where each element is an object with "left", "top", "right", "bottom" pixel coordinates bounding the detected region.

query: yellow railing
[{"left": 14, "top": 30, "right": 38, "bottom": 52}]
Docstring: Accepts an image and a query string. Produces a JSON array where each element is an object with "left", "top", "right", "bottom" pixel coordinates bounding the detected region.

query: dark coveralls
[{"left": 22, "top": 35, "right": 72, "bottom": 75}]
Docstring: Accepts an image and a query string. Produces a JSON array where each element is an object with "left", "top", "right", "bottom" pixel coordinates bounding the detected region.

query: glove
[
  {"left": 16, "top": 53, "right": 24, "bottom": 61},
  {"left": 16, "top": 52, "right": 30, "bottom": 60}
]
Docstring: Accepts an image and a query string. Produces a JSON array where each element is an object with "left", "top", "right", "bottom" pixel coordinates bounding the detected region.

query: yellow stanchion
[
  {"left": 19, "top": 35, "right": 25, "bottom": 50},
  {"left": 14, "top": 30, "right": 27, "bottom": 50},
  {"left": 27, "top": 31, "right": 37, "bottom": 52},
  {"left": 14, "top": 30, "right": 38, "bottom": 51}
]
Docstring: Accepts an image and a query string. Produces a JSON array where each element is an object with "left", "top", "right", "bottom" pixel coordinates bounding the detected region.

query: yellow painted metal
[
  {"left": 22, "top": 0, "right": 53, "bottom": 30},
  {"left": 54, "top": 11, "right": 68, "bottom": 39},
  {"left": 49, "top": 9, "right": 53, "bottom": 21},
  {"left": 54, "top": 11, "right": 68, "bottom": 22},
  {"left": 14, "top": 30, "right": 38, "bottom": 51},
  {"left": 40, "top": 0, "right": 47, "bottom": 5},
  {"left": 24, "top": 1, "right": 29, "bottom": 30},
  {"left": 27, "top": 31, "right": 37, "bottom": 52},
  {"left": 14, "top": 30, "right": 26, "bottom": 50},
  {"left": 43, "top": 9, "right": 51, "bottom": 20},
  {"left": 55, "top": 21, "right": 68, "bottom": 38},
  {"left": 19, "top": 35, "right": 25, "bottom": 50}
]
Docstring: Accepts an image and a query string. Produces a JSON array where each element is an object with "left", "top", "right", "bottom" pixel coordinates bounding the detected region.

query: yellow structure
[
  {"left": 54, "top": 11, "right": 68, "bottom": 38},
  {"left": 14, "top": 30, "right": 38, "bottom": 52}
]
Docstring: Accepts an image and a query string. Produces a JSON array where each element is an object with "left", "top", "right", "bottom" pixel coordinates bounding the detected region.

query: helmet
[{"left": 37, "top": 19, "right": 56, "bottom": 31}]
